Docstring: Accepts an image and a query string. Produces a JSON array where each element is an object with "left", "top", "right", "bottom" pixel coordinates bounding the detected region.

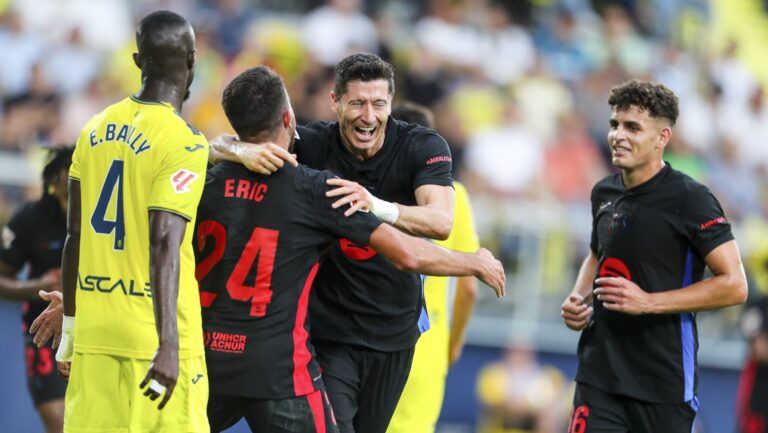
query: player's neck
[
  {"left": 622, "top": 159, "right": 665, "bottom": 189},
  {"left": 135, "top": 79, "right": 186, "bottom": 112},
  {"left": 340, "top": 136, "right": 384, "bottom": 161}
]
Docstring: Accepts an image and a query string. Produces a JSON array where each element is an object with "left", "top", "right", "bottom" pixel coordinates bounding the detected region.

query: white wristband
[
  {"left": 56, "top": 315, "right": 76, "bottom": 363},
  {"left": 370, "top": 195, "right": 399, "bottom": 224}
]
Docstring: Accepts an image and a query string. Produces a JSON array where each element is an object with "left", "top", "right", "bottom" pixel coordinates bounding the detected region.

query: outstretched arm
[
  {"left": 138, "top": 210, "right": 187, "bottom": 410},
  {"left": 594, "top": 240, "right": 747, "bottom": 314},
  {"left": 208, "top": 133, "right": 297, "bottom": 174},
  {"left": 0, "top": 262, "right": 60, "bottom": 301},
  {"left": 368, "top": 224, "right": 505, "bottom": 297}
]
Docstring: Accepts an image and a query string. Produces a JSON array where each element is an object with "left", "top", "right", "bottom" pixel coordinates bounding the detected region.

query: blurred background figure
[
  {"left": 475, "top": 339, "right": 566, "bottom": 433},
  {"left": 387, "top": 102, "right": 480, "bottom": 433},
  {"left": 737, "top": 295, "right": 768, "bottom": 433},
  {"left": 0, "top": 147, "right": 72, "bottom": 433}
]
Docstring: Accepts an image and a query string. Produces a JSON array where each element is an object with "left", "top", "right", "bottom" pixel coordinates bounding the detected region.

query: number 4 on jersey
[{"left": 91, "top": 160, "right": 125, "bottom": 250}]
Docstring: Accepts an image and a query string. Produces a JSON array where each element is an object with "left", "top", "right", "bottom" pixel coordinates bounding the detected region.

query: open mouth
[{"left": 354, "top": 126, "right": 377, "bottom": 140}]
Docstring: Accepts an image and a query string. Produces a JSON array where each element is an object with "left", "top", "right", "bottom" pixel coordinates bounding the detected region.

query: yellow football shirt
[
  {"left": 388, "top": 181, "right": 480, "bottom": 433},
  {"left": 69, "top": 96, "right": 208, "bottom": 360}
]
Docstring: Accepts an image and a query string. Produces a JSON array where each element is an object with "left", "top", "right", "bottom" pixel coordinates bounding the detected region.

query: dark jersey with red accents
[
  {"left": 0, "top": 197, "right": 66, "bottom": 330},
  {"left": 195, "top": 162, "right": 382, "bottom": 399},
  {"left": 295, "top": 118, "right": 453, "bottom": 351},
  {"left": 576, "top": 163, "right": 734, "bottom": 404}
]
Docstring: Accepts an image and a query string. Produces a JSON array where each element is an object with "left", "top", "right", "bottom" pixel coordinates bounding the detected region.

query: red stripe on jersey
[
  {"left": 307, "top": 390, "right": 326, "bottom": 433},
  {"left": 293, "top": 261, "right": 319, "bottom": 396},
  {"left": 200, "top": 292, "right": 218, "bottom": 307}
]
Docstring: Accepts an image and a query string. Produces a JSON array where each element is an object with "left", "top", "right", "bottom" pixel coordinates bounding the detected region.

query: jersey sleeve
[
  {"left": 0, "top": 205, "right": 32, "bottom": 270},
  {"left": 69, "top": 129, "right": 85, "bottom": 181},
  {"left": 447, "top": 182, "right": 480, "bottom": 253},
  {"left": 409, "top": 129, "right": 454, "bottom": 189},
  {"left": 683, "top": 183, "right": 734, "bottom": 258},
  {"left": 299, "top": 167, "right": 383, "bottom": 246},
  {"left": 148, "top": 130, "right": 210, "bottom": 221}
]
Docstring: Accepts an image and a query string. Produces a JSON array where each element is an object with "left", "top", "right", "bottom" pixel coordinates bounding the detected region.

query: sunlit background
[{"left": 1, "top": 0, "right": 767, "bottom": 432}]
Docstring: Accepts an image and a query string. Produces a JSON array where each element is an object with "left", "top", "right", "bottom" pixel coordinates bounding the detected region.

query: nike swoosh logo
[
  {"left": 192, "top": 374, "right": 204, "bottom": 384},
  {"left": 599, "top": 201, "right": 612, "bottom": 210}
]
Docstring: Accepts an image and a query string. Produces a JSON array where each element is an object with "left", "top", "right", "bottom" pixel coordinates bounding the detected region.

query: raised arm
[
  {"left": 594, "top": 240, "right": 747, "bottom": 314},
  {"left": 208, "top": 133, "right": 297, "bottom": 174},
  {"left": 138, "top": 210, "right": 187, "bottom": 410},
  {"left": 368, "top": 223, "right": 505, "bottom": 297}
]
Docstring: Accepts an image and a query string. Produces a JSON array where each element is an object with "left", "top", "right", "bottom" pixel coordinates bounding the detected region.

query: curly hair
[{"left": 608, "top": 80, "right": 679, "bottom": 126}]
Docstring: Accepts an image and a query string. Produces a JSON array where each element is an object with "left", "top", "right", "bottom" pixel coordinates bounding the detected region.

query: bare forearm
[
  {"left": 449, "top": 277, "right": 477, "bottom": 352},
  {"left": 0, "top": 276, "right": 50, "bottom": 301},
  {"left": 648, "top": 273, "right": 747, "bottom": 314},
  {"left": 149, "top": 212, "right": 186, "bottom": 349},
  {"left": 393, "top": 203, "right": 453, "bottom": 240},
  {"left": 571, "top": 253, "right": 597, "bottom": 300},
  {"left": 61, "top": 233, "right": 79, "bottom": 316}
]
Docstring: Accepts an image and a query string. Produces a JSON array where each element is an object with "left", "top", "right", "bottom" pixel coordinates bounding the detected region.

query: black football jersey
[
  {"left": 0, "top": 198, "right": 66, "bottom": 329},
  {"left": 195, "top": 162, "right": 382, "bottom": 398},
  {"left": 576, "top": 163, "right": 734, "bottom": 403},
  {"left": 295, "top": 118, "right": 453, "bottom": 351}
]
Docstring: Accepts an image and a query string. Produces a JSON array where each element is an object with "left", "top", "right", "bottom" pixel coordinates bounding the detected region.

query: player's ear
[
  {"left": 282, "top": 110, "right": 291, "bottom": 129},
  {"left": 330, "top": 91, "right": 339, "bottom": 115},
  {"left": 187, "top": 50, "right": 195, "bottom": 70},
  {"left": 132, "top": 52, "right": 141, "bottom": 69}
]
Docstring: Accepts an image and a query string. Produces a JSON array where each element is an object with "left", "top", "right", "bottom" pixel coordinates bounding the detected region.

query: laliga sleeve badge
[{"left": 170, "top": 169, "right": 199, "bottom": 193}]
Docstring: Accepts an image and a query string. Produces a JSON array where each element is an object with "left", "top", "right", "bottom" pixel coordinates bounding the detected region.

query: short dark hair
[
  {"left": 333, "top": 53, "right": 395, "bottom": 97},
  {"left": 391, "top": 102, "right": 435, "bottom": 128},
  {"left": 608, "top": 80, "right": 679, "bottom": 125},
  {"left": 222, "top": 66, "right": 287, "bottom": 140},
  {"left": 135, "top": 11, "right": 193, "bottom": 73}
]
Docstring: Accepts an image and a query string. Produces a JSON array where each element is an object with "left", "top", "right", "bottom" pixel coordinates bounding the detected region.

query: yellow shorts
[
  {"left": 64, "top": 352, "right": 209, "bottom": 433},
  {"left": 387, "top": 345, "right": 447, "bottom": 433}
]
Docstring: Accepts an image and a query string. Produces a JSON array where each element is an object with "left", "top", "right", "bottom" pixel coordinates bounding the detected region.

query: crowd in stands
[{"left": 1, "top": 0, "right": 767, "bottom": 331}]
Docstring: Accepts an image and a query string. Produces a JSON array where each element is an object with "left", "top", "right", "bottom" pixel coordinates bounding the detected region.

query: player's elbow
[
  {"left": 391, "top": 250, "right": 424, "bottom": 273},
  {"left": 431, "top": 216, "right": 453, "bottom": 241},
  {"left": 719, "top": 272, "right": 748, "bottom": 307}
]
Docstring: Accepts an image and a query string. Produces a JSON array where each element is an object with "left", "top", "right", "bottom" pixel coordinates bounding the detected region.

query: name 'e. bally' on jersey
[
  {"left": 195, "top": 162, "right": 382, "bottom": 399},
  {"left": 69, "top": 96, "right": 209, "bottom": 360},
  {"left": 295, "top": 118, "right": 454, "bottom": 351},
  {"left": 576, "top": 163, "right": 734, "bottom": 404}
]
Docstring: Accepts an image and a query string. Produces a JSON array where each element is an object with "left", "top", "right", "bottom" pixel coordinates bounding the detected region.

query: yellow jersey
[
  {"left": 388, "top": 181, "right": 480, "bottom": 433},
  {"left": 69, "top": 96, "right": 208, "bottom": 360}
]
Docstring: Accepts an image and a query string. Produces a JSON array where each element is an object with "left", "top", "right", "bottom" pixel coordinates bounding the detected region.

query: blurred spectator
[
  {"left": 534, "top": 8, "right": 590, "bottom": 83},
  {"left": 737, "top": 296, "right": 768, "bottom": 433},
  {"left": 476, "top": 342, "right": 566, "bottom": 433},
  {"left": 543, "top": 113, "right": 606, "bottom": 203},
  {"left": 0, "top": 9, "right": 43, "bottom": 95},
  {"left": 1, "top": 64, "right": 60, "bottom": 152},
  {"left": 477, "top": 1, "right": 536, "bottom": 86},
  {"left": 462, "top": 101, "right": 544, "bottom": 198},
  {"left": 41, "top": 27, "right": 102, "bottom": 95},
  {"left": 302, "top": 0, "right": 378, "bottom": 66}
]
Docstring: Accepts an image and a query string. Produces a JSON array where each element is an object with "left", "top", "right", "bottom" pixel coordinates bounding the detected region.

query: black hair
[
  {"left": 42, "top": 147, "right": 74, "bottom": 199},
  {"left": 135, "top": 10, "right": 194, "bottom": 77},
  {"left": 391, "top": 102, "right": 435, "bottom": 128},
  {"left": 222, "top": 66, "right": 287, "bottom": 140},
  {"left": 333, "top": 53, "right": 395, "bottom": 97},
  {"left": 608, "top": 80, "right": 679, "bottom": 125}
]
